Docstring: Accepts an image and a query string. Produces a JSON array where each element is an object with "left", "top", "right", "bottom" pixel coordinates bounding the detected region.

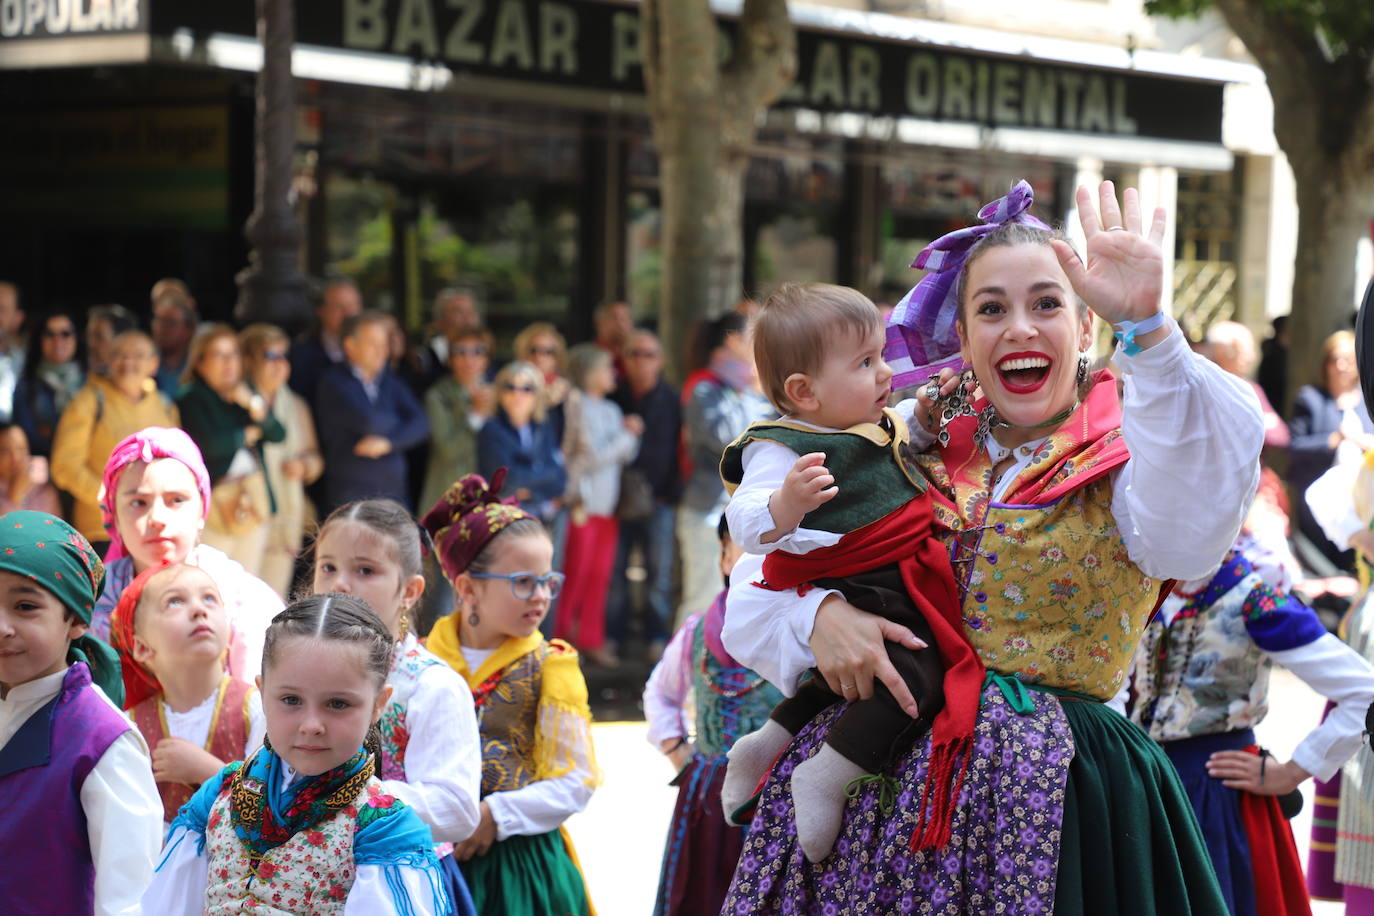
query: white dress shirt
[{"left": 380, "top": 634, "right": 483, "bottom": 844}]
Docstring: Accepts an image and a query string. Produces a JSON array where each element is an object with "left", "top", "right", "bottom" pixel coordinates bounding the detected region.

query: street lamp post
[{"left": 235, "top": 0, "right": 311, "bottom": 330}]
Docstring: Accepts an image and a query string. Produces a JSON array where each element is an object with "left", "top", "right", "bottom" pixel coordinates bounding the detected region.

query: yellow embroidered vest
[
  {"left": 915, "top": 376, "right": 1163, "bottom": 700},
  {"left": 950, "top": 480, "right": 1161, "bottom": 698}
]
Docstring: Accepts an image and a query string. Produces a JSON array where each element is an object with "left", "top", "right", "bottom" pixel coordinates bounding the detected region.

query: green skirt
[
  {"left": 1050, "top": 691, "right": 1229, "bottom": 915},
  {"left": 459, "top": 828, "right": 590, "bottom": 916}
]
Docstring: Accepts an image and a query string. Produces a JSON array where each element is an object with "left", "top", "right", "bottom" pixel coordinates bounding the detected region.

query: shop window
[
  {"left": 1173, "top": 169, "right": 1240, "bottom": 339},
  {"left": 748, "top": 203, "right": 840, "bottom": 298},
  {"left": 874, "top": 154, "right": 1059, "bottom": 297},
  {"left": 320, "top": 173, "right": 579, "bottom": 352}
]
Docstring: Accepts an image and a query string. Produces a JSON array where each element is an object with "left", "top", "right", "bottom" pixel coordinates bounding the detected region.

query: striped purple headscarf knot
[{"left": 884, "top": 179, "right": 1051, "bottom": 389}]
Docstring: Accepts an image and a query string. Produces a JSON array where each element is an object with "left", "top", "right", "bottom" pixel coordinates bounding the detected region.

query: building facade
[{"left": 0, "top": 0, "right": 1308, "bottom": 351}]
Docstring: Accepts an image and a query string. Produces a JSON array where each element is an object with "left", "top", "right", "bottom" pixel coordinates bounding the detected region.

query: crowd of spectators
[{"left": 0, "top": 278, "right": 776, "bottom": 667}]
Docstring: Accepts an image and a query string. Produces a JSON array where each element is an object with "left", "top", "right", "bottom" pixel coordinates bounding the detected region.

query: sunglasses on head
[{"left": 502, "top": 383, "right": 537, "bottom": 393}]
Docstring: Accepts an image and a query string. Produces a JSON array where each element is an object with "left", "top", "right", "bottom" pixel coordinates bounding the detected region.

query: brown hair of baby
[{"left": 752, "top": 283, "right": 883, "bottom": 414}]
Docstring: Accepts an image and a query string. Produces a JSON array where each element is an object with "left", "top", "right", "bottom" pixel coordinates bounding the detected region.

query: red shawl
[{"left": 761, "top": 494, "right": 980, "bottom": 851}]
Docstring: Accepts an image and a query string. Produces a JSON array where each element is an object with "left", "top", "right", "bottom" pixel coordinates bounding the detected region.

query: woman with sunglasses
[
  {"left": 513, "top": 322, "right": 572, "bottom": 438},
  {"left": 422, "top": 325, "right": 497, "bottom": 513},
  {"left": 423, "top": 471, "right": 597, "bottom": 915},
  {"left": 13, "top": 309, "right": 84, "bottom": 459},
  {"left": 478, "top": 361, "right": 568, "bottom": 524},
  {"left": 239, "top": 323, "right": 323, "bottom": 598}
]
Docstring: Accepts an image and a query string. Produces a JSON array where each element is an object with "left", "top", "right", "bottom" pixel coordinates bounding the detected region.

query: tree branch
[
  {"left": 1210, "top": 0, "right": 1331, "bottom": 172},
  {"left": 721, "top": 0, "right": 797, "bottom": 112}
]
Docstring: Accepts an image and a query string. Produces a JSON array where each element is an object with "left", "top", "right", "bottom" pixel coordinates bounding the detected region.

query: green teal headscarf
[{"left": 0, "top": 511, "right": 122, "bottom": 705}]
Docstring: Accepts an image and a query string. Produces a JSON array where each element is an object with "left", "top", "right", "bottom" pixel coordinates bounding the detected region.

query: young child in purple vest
[{"left": 0, "top": 510, "right": 162, "bottom": 915}]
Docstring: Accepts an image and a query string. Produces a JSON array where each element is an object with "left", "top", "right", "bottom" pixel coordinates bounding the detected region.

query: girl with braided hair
[{"left": 142, "top": 593, "right": 459, "bottom": 914}]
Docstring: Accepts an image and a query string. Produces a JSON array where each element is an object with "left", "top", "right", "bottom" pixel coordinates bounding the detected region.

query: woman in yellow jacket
[{"left": 51, "top": 330, "right": 179, "bottom": 551}]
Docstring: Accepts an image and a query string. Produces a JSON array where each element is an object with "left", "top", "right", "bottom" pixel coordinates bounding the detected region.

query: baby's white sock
[
  {"left": 791, "top": 743, "right": 866, "bottom": 863},
  {"left": 721, "top": 720, "right": 793, "bottom": 825}
]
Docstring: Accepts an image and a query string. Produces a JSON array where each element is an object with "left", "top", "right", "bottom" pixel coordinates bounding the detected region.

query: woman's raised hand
[
  {"left": 1049, "top": 181, "right": 1167, "bottom": 329},
  {"left": 809, "top": 594, "right": 927, "bottom": 716}
]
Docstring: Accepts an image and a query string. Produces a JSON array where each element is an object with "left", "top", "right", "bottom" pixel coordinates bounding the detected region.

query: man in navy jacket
[{"left": 315, "top": 311, "right": 430, "bottom": 512}]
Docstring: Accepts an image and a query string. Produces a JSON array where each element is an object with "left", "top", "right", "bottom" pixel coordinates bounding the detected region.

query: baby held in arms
[{"left": 718, "top": 282, "right": 975, "bottom": 862}]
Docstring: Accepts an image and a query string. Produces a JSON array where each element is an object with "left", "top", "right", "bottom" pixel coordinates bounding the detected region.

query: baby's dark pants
[{"left": 768, "top": 563, "right": 946, "bottom": 773}]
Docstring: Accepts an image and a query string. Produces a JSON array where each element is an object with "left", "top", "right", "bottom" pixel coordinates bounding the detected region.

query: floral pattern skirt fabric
[{"left": 724, "top": 682, "right": 1228, "bottom": 915}]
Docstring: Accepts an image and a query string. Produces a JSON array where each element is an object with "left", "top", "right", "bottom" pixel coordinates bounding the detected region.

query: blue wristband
[{"left": 1112, "top": 312, "right": 1168, "bottom": 356}]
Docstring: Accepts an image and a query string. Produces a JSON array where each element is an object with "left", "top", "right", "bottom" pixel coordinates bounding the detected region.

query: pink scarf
[{"left": 100, "top": 427, "right": 212, "bottom": 562}]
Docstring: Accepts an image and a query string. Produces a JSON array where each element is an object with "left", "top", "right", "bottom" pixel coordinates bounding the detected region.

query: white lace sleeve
[{"left": 379, "top": 666, "right": 483, "bottom": 844}]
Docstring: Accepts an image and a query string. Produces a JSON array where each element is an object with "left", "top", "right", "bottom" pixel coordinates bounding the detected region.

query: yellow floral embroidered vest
[
  {"left": 950, "top": 480, "right": 1160, "bottom": 698},
  {"left": 916, "top": 375, "right": 1163, "bottom": 699}
]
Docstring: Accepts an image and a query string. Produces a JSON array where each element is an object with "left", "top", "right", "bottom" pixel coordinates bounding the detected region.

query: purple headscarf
[{"left": 884, "top": 180, "right": 1051, "bottom": 389}]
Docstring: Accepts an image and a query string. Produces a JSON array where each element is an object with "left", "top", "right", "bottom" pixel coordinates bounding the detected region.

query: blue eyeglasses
[{"left": 469, "top": 571, "right": 565, "bottom": 600}]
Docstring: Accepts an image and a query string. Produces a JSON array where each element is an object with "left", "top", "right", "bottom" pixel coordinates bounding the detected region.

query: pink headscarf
[{"left": 100, "top": 427, "right": 213, "bottom": 562}]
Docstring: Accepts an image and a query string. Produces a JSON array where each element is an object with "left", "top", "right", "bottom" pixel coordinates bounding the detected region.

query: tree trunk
[
  {"left": 1288, "top": 163, "right": 1368, "bottom": 396},
  {"left": 1204, "top": 0, "right": 1374, "bottom": 407},
  {"left": 643, "top": 0, "right": 795, "bottom": 382},
  {"left": 659, "top": 144, "right": 749, "bottom": 380}
]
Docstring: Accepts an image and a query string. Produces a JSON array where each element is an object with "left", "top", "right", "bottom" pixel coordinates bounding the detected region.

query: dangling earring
[
  {"left": 468, "top": 610, "right": 481, "bottom": 627},
  {"left": 1076, "top": 353, "right": 1090, "bottom": 386},
  {"left": 397, "top": 612, "right": 410, "bottom": 642}
]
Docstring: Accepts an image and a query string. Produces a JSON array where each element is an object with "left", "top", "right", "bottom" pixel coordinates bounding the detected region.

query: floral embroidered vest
[
  {"left": 477, "top": 645, "right": 547, "bottom": 795},
  {"left": 130, "top": 676, "right": 254, "bottom": 822},
  {"left": 917, "top": 374, "right": 1162, "bottom": 699},
  {"left": 377, "top": 635, "right": 447, "bottom": 782},
  {"left": 1130, "top": 557, "right": 1271, "bottom": 742},
  {"left": 202, "top": 776, "right": 383, "bottom": 914},
  {"left": 691, "top": 618, "right": 783, "bottom": 758}
]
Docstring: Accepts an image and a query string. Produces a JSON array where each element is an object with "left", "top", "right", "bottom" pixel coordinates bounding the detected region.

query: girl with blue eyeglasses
[{"left": 423, "top": 470, "right": 599, "bottom": 915}]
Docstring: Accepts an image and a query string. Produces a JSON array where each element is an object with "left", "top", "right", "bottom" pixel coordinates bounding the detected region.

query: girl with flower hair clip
[
  {"left": 142, "top": 594, "right": 461, "bottom": 915},
  {"left": 422, "top": 469, "right": 599, "bottom": 915}
]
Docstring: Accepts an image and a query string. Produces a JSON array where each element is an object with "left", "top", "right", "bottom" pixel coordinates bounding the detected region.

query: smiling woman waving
[{"left": 721, "top": 181, "right": 1264, "bottom": 915}]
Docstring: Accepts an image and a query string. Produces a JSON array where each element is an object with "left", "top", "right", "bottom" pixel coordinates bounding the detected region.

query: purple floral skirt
[{"left": 724, "top": 682, "right": 1074, "bottom": 915}]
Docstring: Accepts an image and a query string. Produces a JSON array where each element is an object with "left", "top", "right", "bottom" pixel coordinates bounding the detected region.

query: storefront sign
[
  {"left": 0, "top": 105, "right": 228, "bottom": 228},
  {"left": 319, "top": 0, "right": 1221, "bottom": 142},
  {"left": 0, "top": 0, "right": 143, "bottom": 39},
  {"left": 1, "top": 0, "right": 1224, "bottom": 143}
]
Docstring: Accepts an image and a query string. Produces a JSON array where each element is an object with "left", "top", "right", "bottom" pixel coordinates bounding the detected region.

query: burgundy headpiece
[{"left": 419, "top": 469, "right": 537, "bottom": 583}]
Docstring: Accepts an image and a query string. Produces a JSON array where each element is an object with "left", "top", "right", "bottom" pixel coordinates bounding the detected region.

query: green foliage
[{"left": 1146, "top": 0, "right": 1374, "bottom": 58}]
